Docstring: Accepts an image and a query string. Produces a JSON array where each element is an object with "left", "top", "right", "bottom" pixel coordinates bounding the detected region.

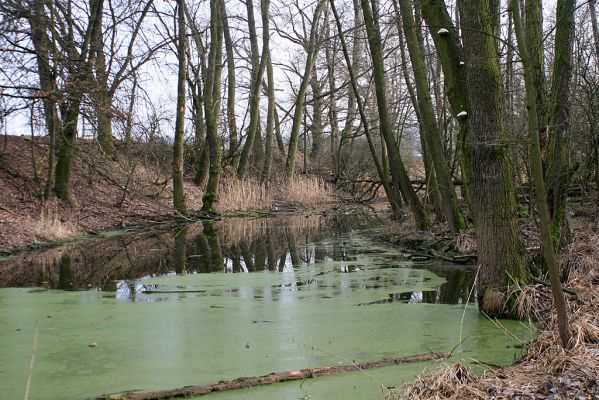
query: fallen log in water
[{"left": 95, "top": 351, "right": 450, "bottom": 400}]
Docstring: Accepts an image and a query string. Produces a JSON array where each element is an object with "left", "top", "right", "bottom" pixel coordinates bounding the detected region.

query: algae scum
[{"left": 0, "top": 211, "right": 532, "bottom": 399}]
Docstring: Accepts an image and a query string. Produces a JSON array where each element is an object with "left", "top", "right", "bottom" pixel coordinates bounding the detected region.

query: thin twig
[{"left": 24, "top": 320, "right": 39, "bottom": 400}]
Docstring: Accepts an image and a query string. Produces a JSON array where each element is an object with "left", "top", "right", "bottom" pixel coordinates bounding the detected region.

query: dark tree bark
[{"left": 459, "top": 0, "right": 529, "bottom": 315}]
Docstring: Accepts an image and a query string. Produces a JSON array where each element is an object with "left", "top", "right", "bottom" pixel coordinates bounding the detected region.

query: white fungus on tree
[
  {"left": 456, "top": 111, "right": 468, "bottom": 119},
  {"left": 437, "top": 28, "right": 449, "bottom": 36}
]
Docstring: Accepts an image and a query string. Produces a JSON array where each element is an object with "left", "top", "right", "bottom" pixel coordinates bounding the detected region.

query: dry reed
[
  {"left": 282, "top": 176, "right": 333, "bottom": 206},
  {"left": 218, "top": 178, "right": 273, "bottom": 212},
  {"left": 30, "top": 209, "right": 79, "bottom": 242}
]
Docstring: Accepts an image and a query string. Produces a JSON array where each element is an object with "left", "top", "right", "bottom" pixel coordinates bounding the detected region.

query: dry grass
[
  {"left": 30, "top": 209, "right": 80, "bottom": 242},
  {"left": 452, "top": 228, "right": 477, "bottom": 254},
  {"left": 218, "top": 178, "right": 273, "bottom": 212},
  {"left": 282, "top": 175, "right": 333, "bottom": 206},
  {"left": 394, "top": 228, "right": 599, "bottom": 400}
]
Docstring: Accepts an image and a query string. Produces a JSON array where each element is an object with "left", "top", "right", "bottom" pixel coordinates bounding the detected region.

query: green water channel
[{"left": 0, "top": 211, "right": 534, "bottom": 399}]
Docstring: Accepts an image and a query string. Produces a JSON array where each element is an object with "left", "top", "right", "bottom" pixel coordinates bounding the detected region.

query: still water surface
[{"left": 0, "top": 210, "right": 532, "bottom": 399}]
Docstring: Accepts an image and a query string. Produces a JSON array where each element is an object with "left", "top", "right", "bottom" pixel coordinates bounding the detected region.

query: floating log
[{"left": 95, "top": 351, "right": 450, "bottom": 400}]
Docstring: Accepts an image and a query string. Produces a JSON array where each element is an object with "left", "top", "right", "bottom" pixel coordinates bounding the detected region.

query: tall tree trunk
[
  {"left": 285, "top": 0, "right": 327, "bottom": 182},
  {"left": 512, "top": 0, "right": 571, "bottom": 347},
  {"left": 201, "top": 0, "right": 224, "bottom": 212},
  {"left": 361, "top": 0, "right": 430, "bottom": 228},
  {"left": 325, "top": 23, "right": 340, "bottom": 176},
  {"left": 173, "top": 0, "right": 188, "bottom": 215},
  {"left": 222, "top": 7, "right": 238, "bottom": 167},
  {"left": 525, "top": 0, "right": 548, "bottom": 127},
  {"left": 260, "top": 0, "right": 274, "bottom": 184},
  {"left": 90, "top": 0, "right": 116, "bottom": 158},
  {"left": 310, "top": 67, "right": 324, "bottom": 160},
  {"left": 397, "top": 0, "right": 464, "bottom": 233},
  {"left": 54, "top": 104, "right": 80, "bottom": 202},
  {"left": 546, "top": 0, "right": 576, "bottom": 247},
  {"left": 590, "top": 0, "right": 599, "bottom": 65},
  {"left": 418, "top": 0, "right": 472, "bottom": 207},
  {"left": 28, "top": 0, "right": 58, "bottom": 201},
  {"left": 459, "top": 0, "right": 529, "bottom": 316},
  {"left": 330, "top": 0, "right": 402, "bottom": 213},
  {"left": 236, "top": 0, "right": 266, "bottom": 179}
]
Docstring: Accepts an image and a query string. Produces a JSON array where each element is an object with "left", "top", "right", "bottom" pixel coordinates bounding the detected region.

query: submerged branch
[{"left": 95, "top": 351, "right": 450, "bottom": 400}]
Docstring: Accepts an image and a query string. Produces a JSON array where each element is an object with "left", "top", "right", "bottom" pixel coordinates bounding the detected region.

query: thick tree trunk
[
  {"left": 54, "top": 105, "right": 80, "bottom": 202},
  {"left": 201, "top": 0, "right": 224, "bottom": 213},
  {"left": 361, "top": 0, "right": 430, "bottom": 228},
  {"left": 459, "top": 0, "right": 529, "bottom": 316},
  {"left": 172, "top": 0, "right": 188, "bottom": 216}
]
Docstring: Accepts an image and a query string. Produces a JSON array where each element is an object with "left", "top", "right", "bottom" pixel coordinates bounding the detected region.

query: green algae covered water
[{"left": 0, "top": 211, "right": 533, "bottom": 399}]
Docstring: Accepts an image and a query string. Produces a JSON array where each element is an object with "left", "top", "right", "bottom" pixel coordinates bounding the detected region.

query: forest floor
[{"left": 0, "top": 135, "right": 339, "bottom": 251}]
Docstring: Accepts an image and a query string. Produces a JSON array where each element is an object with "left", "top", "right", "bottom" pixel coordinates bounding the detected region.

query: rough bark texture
[{"left": 459, "top": 0, "right": 529, "bottom": 315}]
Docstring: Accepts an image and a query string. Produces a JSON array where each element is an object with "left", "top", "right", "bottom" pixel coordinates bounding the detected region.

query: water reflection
[{"left": 0, "top": 210, "right": 476, "bottom": 305}]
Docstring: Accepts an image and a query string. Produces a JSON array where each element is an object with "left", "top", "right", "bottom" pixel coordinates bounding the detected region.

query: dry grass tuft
[
  {"left": 218, "top": 178, "right": 273, "bottom": 212},
  {"left": 30, "top": 209, "right": 79, "bottom": 242},
  {"left": 453, "top": 228, "right": 477, "bottom": 254},
  {"left": 399, "top": 363, "right": 486, "bottom": 400},
  {"left": 559, "top": 231, "right": 599, "bottom": 282},
  {"left": 282, "top": 176, "right": 333, "bottom": 206}
]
